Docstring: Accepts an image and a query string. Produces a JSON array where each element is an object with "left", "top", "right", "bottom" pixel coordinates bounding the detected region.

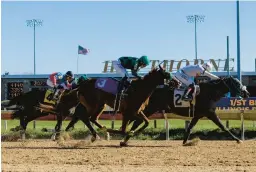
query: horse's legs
[
  {"left": 118, "top": 112, "right": 134, "bottom": 146},
  {"left": 79, "top": 114, "right": 98, "bottom": 142},
  {"left": 130, "top": 118, "right": 144, "bottom": 131},
  {"left": 65, "top": 116, "right": 79, "bottom": 131},
  {"left": 89, "top": 104, "right": 106, "bottom": 129},
  {"left": 123, "top": 111, "right": 150, "bottom": 144},
  {"left": 19, "top": 114, "right": 27, "bottom": 140},
  {"left": 207, "top": 111, "right": 241, "bottom": 143},
  {"left": 132, "top": 111, "right": 150, "bottom": 134},
  {"left": 52, "top": 114, "right": 63, "bottom": 140},
  {"left": 65, "top": 104, "right": 83, "bottom": 131},
  {"left": 183, "top": 116, "right": 200, "bottom": 145},
  {"left": 122, "top": 115, "right": 144, "bottom": 144}
]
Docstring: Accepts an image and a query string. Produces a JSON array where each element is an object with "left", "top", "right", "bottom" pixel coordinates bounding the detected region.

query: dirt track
[{"left": 2, "top": 139, "right": 256, "bottom": 172}]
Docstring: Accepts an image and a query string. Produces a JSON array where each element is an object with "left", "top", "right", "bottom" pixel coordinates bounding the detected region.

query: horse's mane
[
  {"left": 142, "top": 68, "right": 159, "bottom": 81},
  {"left": 62, "top": 88, "right": 78, "bottom": 97},
  {"left": 199, "top": 78, "right": 223, "bottom": 87}
]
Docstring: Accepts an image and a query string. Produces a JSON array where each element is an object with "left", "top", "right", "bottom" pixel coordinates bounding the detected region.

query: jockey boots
[{"left": 182, "top": 84, "right": 195, "bottom": 101}]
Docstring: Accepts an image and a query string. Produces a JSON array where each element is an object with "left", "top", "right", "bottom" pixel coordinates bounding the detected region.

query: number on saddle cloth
[
  {"left": 173, "top": 87, "right": 198, "bottom": 108},
  {"left": 44, "top": 89, "right": 56, "bottom": 104},
  {"left": 95, "top": 78, "right": 119, "bottom": 95}
]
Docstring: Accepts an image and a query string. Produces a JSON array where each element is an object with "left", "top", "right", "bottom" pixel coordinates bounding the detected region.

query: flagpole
[{"left": 77, "top": 54, "right": 79, "bottom": 76}]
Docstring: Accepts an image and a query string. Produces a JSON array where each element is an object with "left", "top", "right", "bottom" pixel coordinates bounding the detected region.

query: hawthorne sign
[{"left": 102, "top": 58, "right": 235, "bottom": 73}]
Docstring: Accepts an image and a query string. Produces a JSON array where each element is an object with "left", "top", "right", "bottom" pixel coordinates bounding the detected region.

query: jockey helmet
[
  {"left": 202, "top": 62, "right": 212, "bottom": 72},
  {"left": 56, "top": 72, "right": 63, "bottom": 80},
  {"left": 77, "top": 75, "right": 88, "bottom": 85},
  {"left": 139, "top": 56, "right": 150, "bottom": 66},
  {"left": 65, "top": 71, "right": 74, "bottom": 78}
]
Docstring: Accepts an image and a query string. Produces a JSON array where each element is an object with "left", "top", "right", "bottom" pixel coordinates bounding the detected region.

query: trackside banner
[{"left": 216, "top": 97, "right": 256, "bottom": 111}]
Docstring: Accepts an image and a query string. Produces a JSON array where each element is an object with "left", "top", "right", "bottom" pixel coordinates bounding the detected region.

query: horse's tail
[
  {"left": 1, "top": 93, "right": 25, "bottom": 107},
  {"left": 1, "top": 100, "right": 11, "bottom": 107}
]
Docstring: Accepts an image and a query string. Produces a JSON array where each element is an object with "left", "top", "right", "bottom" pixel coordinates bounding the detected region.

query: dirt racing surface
[{"left": 2, "top": 139, "right": 256, "bottom": 172}]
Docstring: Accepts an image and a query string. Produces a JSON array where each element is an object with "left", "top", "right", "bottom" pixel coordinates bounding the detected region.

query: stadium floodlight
[
  {"left": 26, "top": 19, "right": 43, "bottom": 75},
  {"left": 186, "top": 15, "right": 205, "bottom": 60}
]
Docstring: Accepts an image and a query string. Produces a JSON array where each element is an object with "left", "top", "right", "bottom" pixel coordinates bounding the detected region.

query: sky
[{"left": 1, "top": 1, "right": 256, "bottom": 75}]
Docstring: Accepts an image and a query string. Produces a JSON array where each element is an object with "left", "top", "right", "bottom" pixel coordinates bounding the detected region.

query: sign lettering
[{"left": 102, "top": 58, "right": 235, "bottom": 73}]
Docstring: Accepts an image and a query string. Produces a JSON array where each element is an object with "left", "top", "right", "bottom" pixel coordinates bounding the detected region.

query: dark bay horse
[
  {"left": 124, "top": 76, "right": 250, "bottom": 144},
  {"left": 2, "top": 89, "right": 53, "bottom": 139},
  {"left": 1, "top": 88, "right": 79, "bottom": 140},
  {"left": 77, "top": 66, "right": 172, "bottom": 146}
]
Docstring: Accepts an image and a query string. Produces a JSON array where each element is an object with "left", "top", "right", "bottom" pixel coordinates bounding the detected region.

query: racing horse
[
  {"left": 122, "top": 76, "right": 250, "bottom": 145},
  {"left": 64, "top": 76, "right": 250, "bottom": 145},
  {"left": 1, "top": 88, "right": 79, "bottom": 139},
  {"left": 76, "top": 66, "right": 172, "bottom": 146},
  {"left": 1, "top": 76, "right": 90, "bottom": 140}
]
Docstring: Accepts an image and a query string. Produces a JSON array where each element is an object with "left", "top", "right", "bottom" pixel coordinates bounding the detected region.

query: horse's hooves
[
  {"left": 128, "top": 131, "right": 135, "bottom": 137},
  {"left": 237, "top": 140, "right": 243, "bottom": 144},
  {"left": 101, "top": 126, "right": 107, "bottom": 132},
  {"left": 106, "top": 132, "right": 110, "bottom": 141},
  {"left": 21, "top": 134, "right": 26, "bottom": 140},
  {"left": 51, "top": 133, "right": 57, "bottom": 141},
  {"left": 120, "top": 141, "right": 128, "bottom": 147},
  {"left": 91, "top": 136, "right": 97, "bottom": 143}
]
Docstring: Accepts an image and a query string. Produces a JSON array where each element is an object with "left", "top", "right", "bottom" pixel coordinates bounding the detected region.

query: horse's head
[
  {"left": 143, "top": 64, "right": 172, "bottom": 85},
  {"left": 222, "top": 76, "right": 250, "bottom": 98}
]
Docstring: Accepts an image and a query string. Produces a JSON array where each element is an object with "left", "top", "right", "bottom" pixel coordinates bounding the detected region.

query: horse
[
  {"left": 65, "top": 76, "right": 250, "bottom": 145},
  {"left": 123, "top": 76, "right": 250, "bottom": 145},
  {"left": 75, "top": 66, "right": 173, "bottom": 146},
  {"left": 1, "top": 88, "right": 79, "bottom": 140},
  {"left": 64, "top": 77, "right": 180, "bottom": 132}
]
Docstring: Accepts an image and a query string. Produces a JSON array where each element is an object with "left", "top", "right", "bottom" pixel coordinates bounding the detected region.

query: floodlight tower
[
  {"left": 186, "top": 15, "right": 205, "bottom": 60},
  {"left": 26, "top": 19, "right": 43, "bottom": 75}
]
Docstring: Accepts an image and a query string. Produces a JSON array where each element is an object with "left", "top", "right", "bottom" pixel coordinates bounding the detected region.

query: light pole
[
  {"left": 26, "top": 19, "right": 43, "bottom": 75},
  {"left": 26, "top": 19, "right": 43, "bottom": 130},
  {"left": 236, "top": 0, "right": 241, "bottom": 81},
  {"left": 186, "top": 15, "right": 205, "bottom": 60}
]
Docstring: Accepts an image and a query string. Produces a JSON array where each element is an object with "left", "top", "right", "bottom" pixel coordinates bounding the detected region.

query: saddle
[{"left": 94, "top": 77, "right": 131, "bottom": 112}]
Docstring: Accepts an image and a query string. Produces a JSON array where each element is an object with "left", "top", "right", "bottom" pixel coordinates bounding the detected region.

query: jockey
[
  {"left": 113, "top": 55, "right": 150, "bottom": 91},
  {"left": 112, "top": 55, "right": 150, "bottom": 111},
  {"left": 72, "top": 75, "right": 89, "bottom": 89},
  {"left": 173, "top": 62, "right": 219, "bottom": 101},
  {"left": 46, "top": 71, "right": 74, "bottom": 100}
]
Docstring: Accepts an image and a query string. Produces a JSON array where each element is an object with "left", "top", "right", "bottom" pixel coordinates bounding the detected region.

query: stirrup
[
  {"left": 182, "top": 96, "right": 192, "bottom": 101},
  {"left": 114, "top": 91, "right": 123, "bottom": 112}
]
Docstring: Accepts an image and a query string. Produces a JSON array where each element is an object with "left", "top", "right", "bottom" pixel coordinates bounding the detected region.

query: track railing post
[{"left": 240, "top": 110, "right": 245, "bottom": 141}]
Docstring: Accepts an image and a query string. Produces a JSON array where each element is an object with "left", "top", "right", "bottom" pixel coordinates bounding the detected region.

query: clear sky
[{"left": 1, "top": 1, "right": 256, "bottom": 74}]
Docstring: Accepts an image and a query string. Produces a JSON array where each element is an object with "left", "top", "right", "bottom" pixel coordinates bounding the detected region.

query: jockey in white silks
[{"left": 173, "top": 62, "right": 220, "bottom": 101}]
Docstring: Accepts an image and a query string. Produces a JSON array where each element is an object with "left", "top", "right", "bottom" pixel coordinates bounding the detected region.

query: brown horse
[{"left": 77, "top": 66, "right": 172, "bottom": 146}]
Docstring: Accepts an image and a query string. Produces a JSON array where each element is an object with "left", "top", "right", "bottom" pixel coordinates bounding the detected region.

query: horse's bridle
[{"left": 221, "top": 77, "right": 243, "bottom": 97}]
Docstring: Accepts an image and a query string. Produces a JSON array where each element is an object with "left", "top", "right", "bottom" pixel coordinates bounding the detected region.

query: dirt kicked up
[{"left": 2, "top": 140, "right": 256, "bottom": 172}]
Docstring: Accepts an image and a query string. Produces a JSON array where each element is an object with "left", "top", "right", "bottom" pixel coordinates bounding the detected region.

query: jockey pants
[{"left": 112, "top": 60, "right": 129, "bottom": 78}]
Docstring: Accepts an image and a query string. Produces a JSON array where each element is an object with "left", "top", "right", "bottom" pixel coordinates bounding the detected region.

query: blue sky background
[{"left": 1, "top": 1, "right": 256, "bottom": 74}]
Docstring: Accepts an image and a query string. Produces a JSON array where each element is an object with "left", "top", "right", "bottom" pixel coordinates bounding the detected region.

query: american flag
[{"left": 78, "top": 45, "right": 90, "bottom": 55}]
